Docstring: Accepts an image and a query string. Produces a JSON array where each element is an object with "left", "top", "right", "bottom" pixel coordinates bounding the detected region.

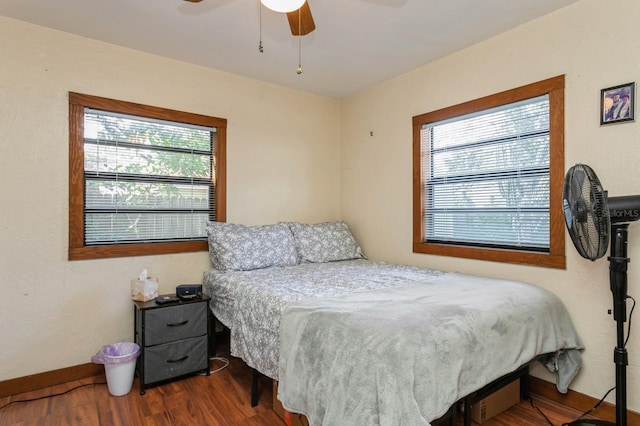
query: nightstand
[{"left": 133, "top": 294, "right": 211, "bottom": 394}]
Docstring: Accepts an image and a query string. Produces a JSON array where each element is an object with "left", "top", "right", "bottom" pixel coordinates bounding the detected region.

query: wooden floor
[{"left": 0, "top": 334, "right": 603, "bottom": 425}]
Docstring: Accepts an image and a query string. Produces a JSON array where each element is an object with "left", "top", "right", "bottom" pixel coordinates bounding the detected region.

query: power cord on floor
[
  {"left": 529, "top": 383, "right": 616, "bottom": 426},
  {"left": 3, "top": 356, "right": 231, "bottom": 410},
  {"left": 199, "top": 356, "right": 230, "bottom": 375},
  {"left": 533, "top": 293, "right": 635, "bottom": 426},
  {"left": 528, "top": 396, "right": 555, "bottom": 425},
  {"left": 560, "top": 386, "right": 615, "bottom": 426},
  {"left": 0, "top": 381, "right": 107, "bottom": 411}
]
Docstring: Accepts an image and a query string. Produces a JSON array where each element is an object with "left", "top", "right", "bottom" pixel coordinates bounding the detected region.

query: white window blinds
[
  {"left": 83, "top": 109, "right": 216, "bottom": 245},
  {"left": 420, "top": 95, "right": 550, "bottom": 251}
]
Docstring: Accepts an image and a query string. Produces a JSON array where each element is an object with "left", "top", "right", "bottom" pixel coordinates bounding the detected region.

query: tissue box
[{"left": 131, "top": 277, "right": 159, "bottom": 301}]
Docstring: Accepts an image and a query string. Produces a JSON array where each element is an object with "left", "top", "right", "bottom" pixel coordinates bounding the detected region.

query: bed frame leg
[
  {"left": 208, "top": 309, "right": 217, "bottom": 356},
  {"left": 520, "top": 371, "right": 530, "bottom": 400},
  {"left": 463, "top": 399, "right": 471, "bottom": 426},
  {"left": 431, "top": 404, "right": 456, "bottom": 426},
  {"left": 251, "top": 368, "right": 259, "bottom": 407}
]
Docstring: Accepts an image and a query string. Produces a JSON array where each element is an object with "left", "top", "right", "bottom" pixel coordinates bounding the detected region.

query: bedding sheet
[
  {"left": 203, "top": 259, "right": 444, "bottom": 380},
  {"left": 277, "top": 272, "right": 584, "bottom": 426}
]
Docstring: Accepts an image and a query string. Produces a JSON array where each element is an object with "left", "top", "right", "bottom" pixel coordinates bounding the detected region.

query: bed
[{"left": 203, "top": 220, "right": 584, "bottom": 425}]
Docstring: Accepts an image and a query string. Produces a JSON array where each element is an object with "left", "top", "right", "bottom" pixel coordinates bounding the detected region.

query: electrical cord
[
  {"left": 3, "top": 355, "right": 231, "bottom": 411},
  {"left": 625, "top": 295, "right": 635, "bottom": 347},
  {"left": 529, "top": 292, "right": 634, "bottom": 426},
  {"left": 0, "top": 381, "right": 107, "bottom": 411},
  {"left": 529, "top": 385, "right": 616, "bottom": 426},
  {"left": 199, "top": 356, "right": 230, "bottom": 375},
  {"left": 528, "top": 396, "right": 554, "bottom": 425},
  {"left": 560, "top": 386, "right": 615, "bottom": 426},
  {"left": 554, "top": 294, "right": 635, "bottom": 425}
]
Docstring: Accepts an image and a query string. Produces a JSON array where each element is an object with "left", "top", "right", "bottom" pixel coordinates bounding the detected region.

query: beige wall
[
  {"left": 341, "top": 0, "right": 640, "bottom": 411},
  {"left": 0, "top": 16, "right": 340, "bottom": 380}
]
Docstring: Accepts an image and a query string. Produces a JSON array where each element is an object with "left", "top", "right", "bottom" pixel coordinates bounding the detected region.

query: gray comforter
[
  {"left": 277, "top": 272, "right": 584, "bottom": 426},
  {"left": 204, "top": 260, "right": 444, "bottom": 380}
]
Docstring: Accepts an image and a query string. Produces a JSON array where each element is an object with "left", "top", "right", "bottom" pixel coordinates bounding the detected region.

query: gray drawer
[
  {"left": 142, "top": 335, "right": 208, "bottom": 384},
  {"left": 144, "top": 303, "right": 207, "bottom": 346}
]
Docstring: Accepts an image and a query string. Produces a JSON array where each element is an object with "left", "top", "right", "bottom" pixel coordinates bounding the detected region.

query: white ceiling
[{"left": 0, "top": 0, "right": 579, "bottom": 99}]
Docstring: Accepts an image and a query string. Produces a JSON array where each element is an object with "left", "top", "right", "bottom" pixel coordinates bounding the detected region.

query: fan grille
[{"left": 562, "top": 164, "right": 610, "bottom": 260}]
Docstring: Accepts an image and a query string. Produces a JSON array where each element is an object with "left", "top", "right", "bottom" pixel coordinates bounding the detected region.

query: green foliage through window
[
  {"left": 421, "top": 96, "right": 550, "bottom": 250},
  {"left": 412, "top": 75, "right": 565, "bottom": 268},
  {"left": 83, "top": 109, "right": 216, "bottom": 245}
]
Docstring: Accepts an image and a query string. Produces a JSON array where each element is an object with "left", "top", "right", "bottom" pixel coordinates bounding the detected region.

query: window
[
  {"left": 69, "top": 93, "right": 226, "bottom": 260},
  {"left": 412, "top": 76, "right": 565, "bottom": 268}
]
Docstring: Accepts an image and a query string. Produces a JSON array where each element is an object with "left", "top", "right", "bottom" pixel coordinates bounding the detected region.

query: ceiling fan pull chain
[
  {"left": 258, "top": 1, "right": 264, "bottom": 53},
  {"left": 297, "top": 9, "right": 302, "bottom": 74},
  {"left": 297, "top": 37, "right": 302, "bottom": 74}
]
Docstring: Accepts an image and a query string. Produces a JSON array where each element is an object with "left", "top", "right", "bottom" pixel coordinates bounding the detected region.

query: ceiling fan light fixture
[{"left": 261, "top": 0, "right": 305, "bottom": 13}]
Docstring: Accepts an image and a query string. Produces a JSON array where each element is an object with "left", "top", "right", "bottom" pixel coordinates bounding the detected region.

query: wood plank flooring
[{"left": 0, "top": 333, "right": 603, "bottom": 425}]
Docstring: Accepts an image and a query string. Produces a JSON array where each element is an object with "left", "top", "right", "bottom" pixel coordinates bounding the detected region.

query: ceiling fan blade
[
  {"left": 183, "top": 0, "right": 203, "bottom": 2},
  {"left": 287, "top": 1, "right": 315, "bottom": 36}
]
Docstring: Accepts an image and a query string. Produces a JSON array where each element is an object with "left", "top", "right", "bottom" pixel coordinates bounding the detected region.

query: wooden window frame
[
  {"left": 412, "top": 76, "right": 565, "bottom": 269},
  {"left": 68, "top": 92, "right": 226, "bottom": 260}
]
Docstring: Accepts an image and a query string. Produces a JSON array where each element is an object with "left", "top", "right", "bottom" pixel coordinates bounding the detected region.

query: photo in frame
[{"left": 601, "top": 82, "right": 635, "bottom": 125}]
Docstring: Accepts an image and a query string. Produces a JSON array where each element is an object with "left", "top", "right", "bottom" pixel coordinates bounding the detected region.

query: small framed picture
[{"left": 601, "top": 82, "right": 635, "bottom": 125}]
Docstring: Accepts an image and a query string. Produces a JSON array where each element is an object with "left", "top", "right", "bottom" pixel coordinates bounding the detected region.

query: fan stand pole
[
  {"left": 608, "top": 223, "right": 629, "bottom": 426},
  {"left": 569, "top": 224, "right": 629, "bottom": 426}
]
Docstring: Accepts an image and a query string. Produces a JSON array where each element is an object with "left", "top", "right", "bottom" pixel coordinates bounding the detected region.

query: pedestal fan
[{"left": 562, "top": 163, "right": 640, "bottom": 426}]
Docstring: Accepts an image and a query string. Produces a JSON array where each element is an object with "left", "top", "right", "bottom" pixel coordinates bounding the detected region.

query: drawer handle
[
  {"left": 166, "top": 320, "right": 189, "bottom": 327},
  {"left": 166, "top": 355, "right": 189, "bottom": 364}
]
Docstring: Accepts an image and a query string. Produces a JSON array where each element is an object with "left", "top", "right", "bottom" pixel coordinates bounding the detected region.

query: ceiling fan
[{"left": 184, "top": 0, "right": 316, "bottom": 36}]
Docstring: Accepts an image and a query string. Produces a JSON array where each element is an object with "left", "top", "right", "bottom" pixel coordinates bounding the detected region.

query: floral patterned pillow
[
  {"left": 287, "top": 221, "right": 366, "bottom": 263},
  {"left": 206, "top": 222, "right": 299, "bottom": 271}
]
